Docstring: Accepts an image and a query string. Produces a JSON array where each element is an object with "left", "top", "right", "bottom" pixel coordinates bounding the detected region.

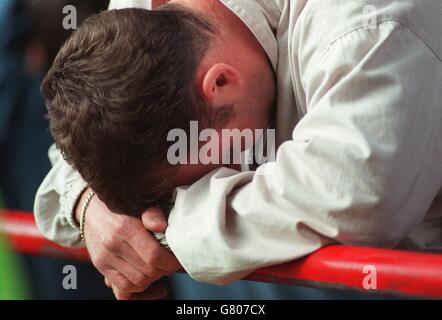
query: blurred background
[{"left": 0, "top": 0, "right": 111, "bottom": 299}]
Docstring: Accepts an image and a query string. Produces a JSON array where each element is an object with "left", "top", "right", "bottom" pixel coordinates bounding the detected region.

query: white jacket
[{"left": 35, "top": 0, "right": 442, "bottom": 285}]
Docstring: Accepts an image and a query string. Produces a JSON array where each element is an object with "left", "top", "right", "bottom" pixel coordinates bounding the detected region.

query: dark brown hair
[{"left": 42, "top": 7, "right": 227, "bottom": 216}]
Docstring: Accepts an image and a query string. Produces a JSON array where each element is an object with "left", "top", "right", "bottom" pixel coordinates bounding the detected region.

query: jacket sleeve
[
  {"left": 165, "top": 21, "right": 442, "bottom": 285},
  {"left": 34, "top": 145, "right": 88, "bottom": 247}
]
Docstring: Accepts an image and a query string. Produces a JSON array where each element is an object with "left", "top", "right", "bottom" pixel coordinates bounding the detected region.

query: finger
[
  {"left": 141, "top": 207, "right": 168, "bottom": 233},
  {"left": 105, "top": 277, "right": 112, "bottom": 289},
  {"left": 113, "top": 286, "right": 134, "bottom": 300},
  {"left": 100, "top": 219, "right": 163, "bottom": 279},
  {"left": 132, "top": 282, "right": 168, "bottom": 300},
  {"left": 103, "top": 264, "right": 151, "bottom": 293},
  {"left": 108, "top": 232, "right": 173, "bottom": 280},
  {"left": 110, "top": 257, "right": 155, "bottom": 289},
  {"left": 113, "top": 239, "right": 159, "bottom": 278},
  {"left": 153, "top": 247, "right": 182, "bottom": 273},
  {"left": 126, "top": 226, "right": 181, "bottom": 273}
]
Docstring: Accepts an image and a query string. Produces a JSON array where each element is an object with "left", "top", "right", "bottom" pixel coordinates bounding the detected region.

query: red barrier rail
[{"left": 1, "top": 210, "right": 442, "bottom": 298}]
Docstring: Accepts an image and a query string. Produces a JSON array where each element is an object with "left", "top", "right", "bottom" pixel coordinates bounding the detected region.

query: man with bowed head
[{"left": 35, "top": 0, "right": 442, "bottom": 299}]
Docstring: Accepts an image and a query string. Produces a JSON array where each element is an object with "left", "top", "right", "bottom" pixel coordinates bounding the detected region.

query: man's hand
[{"left": 76, "top": 189, "right": 181, "bottom": 299}]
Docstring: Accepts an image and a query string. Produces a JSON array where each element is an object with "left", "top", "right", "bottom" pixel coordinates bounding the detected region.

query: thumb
[{"left": 142, "top": 207, "right": 167, "bottom": 233}]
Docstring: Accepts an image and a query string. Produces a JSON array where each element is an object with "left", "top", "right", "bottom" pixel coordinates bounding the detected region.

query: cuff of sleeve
[{"left": 61, "top": 174, "right": 88, "bottom": 232}]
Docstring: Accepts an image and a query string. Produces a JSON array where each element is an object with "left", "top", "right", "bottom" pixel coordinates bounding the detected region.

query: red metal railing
[{"left": 1, "top": 210, "right": 442, "bottom": 298}]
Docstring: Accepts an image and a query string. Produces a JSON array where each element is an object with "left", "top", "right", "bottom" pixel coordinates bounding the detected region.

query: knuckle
[
  {"left": 147, "top": 244, "right": 162, "bottom": 259},
  {"left": 146, "top": 255, "right": 159, "bottom": 269},
  {"left": 144, "top": 266, "right": 162, "bottom": 280},
  {"left": 147, "top": 248, "right": 162, "bottom": 265},
  {"left": 92, "top": 253, "right": 107, "bottom": 270},
  {"left": 142, "top": 267, "right": 153, "bottom": 277},
  {"left": 114, "top": 223, "right": 128, "bottom": 238},
  {"left": 102, "top": 235, "right": 118, "bottom": 251},
  {"left": 115, "top": 278, "right": 133, "bottom": 292},
  {"left": 134, "top": 276, "right": 150, "bottom": 288}
]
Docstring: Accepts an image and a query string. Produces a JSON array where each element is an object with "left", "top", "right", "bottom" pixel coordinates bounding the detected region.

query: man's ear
[{"left": 201, "top": 63, "right": 241, "bottom": 106}]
